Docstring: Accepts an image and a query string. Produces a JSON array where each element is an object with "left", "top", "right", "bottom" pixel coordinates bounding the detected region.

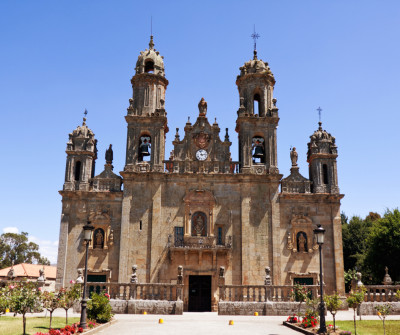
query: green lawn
[
  {"left": 336, "top": 320, "right": 400, "bottom": 335},
  {"left": 0, "top": 316, "right": 80, "bottom": 335}
]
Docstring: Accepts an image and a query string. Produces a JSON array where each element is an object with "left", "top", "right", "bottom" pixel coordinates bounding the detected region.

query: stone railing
[
  {"left": 219, "top": 284, "right": 320, "bottom": 302},
  {"left": 363, "top": 285, "right": 400, "bottom": 302},
  {"left": 87, "top": 282, "right": 184, "bottom": 301},
  {"left": 169, "top": 235, "right": 232, "bottom": 249}
]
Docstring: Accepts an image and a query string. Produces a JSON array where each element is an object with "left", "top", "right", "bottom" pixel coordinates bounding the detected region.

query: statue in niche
[
  {"left": 290, "top": 147, "right": 298, "bottom": 167},
  {"left": 105, "top": 144, "right": 113, "bottom": 164},
  {"left": 192, "top": 212, "right": 206, "bottom": 236},
  {"left": 219, "top": 266, "right": 225, "bottom": 278},
  {"left": 297, "top": 232, "right": 308, "bottom": 252},
  {"left": 94, "top": 229, "right": 104, "bottom": 249}
]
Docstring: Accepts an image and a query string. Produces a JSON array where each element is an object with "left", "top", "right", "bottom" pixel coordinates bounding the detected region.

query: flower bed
[{"left": 33, "top": 321, "right": 96, "bottom": 335}]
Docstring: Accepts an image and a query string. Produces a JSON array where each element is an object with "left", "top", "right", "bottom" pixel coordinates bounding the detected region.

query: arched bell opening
[
  {"left": 252, "top": 136, "right": 265, "bottom": 164},
  {"left": 253, "top": 93, "right": 261, "bottom": 116},
  {"left": 138, "top": 135, "right": 151, "bottom": 162},
  {"left": 144, "top": 59, "right": 155, "bottom": 73},
  {"left": 74, "top": 161, "right": 81, "bottom": 181}
]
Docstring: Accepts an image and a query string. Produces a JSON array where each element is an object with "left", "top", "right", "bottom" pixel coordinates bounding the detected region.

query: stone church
[{"left": 56, "top": 36, "right": 345, "bottom": 311}]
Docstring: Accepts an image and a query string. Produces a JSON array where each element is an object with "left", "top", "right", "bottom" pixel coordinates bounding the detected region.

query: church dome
[
  {"left": 135, "top": 36, "right": 165, "bottom": 77},
  {"left": 237, "top": 51, "right": 275, "bottom": 83},
  {"left": 307, "top": 122, "right": 337, "bottom": 158}
]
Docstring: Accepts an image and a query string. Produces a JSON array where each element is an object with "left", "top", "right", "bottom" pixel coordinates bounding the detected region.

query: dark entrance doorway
[
  {"left": 188, "top": 275, "right": 211, "bottom": 312},
  {"left": 87, "top": 274, "right": 106, "bottom": 297}
]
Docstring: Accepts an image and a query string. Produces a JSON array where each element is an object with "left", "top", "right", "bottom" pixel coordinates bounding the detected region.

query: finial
[
  {"left": 149, "top": 35, "right": 154, "bottom": 50},
  {"left": 251, "top": 25, "right": 260, "bottom": 60},
  {"left": 198, "top": 97, "right": 207, "bottom": 117},
  {"left": 83, "top": 109, "right": 88, "bottom": 125},
  {"left": 225, "top": 128, "right": 229, "bottom": 142}
]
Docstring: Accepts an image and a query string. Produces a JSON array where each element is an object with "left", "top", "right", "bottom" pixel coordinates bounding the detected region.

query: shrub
[
  {"left": 324, "top": 292, "right": 343, "bottom": 331},
  {"left": 301, "top": 315, "right": 318, "bottom": 328},
  {"left": 286, "top": 314, "right": 298, "bottom": 323},
  {"left": 87, "top": 292, "right": 113, "bottom": 323}
]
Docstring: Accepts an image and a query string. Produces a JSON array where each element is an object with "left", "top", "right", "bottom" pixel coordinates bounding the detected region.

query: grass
[
  {"left": 335, "top": 320, "right": 400, "bottom": 335},
  {"left": 0, "top": 316, "right": 80, "bottom": 335}
]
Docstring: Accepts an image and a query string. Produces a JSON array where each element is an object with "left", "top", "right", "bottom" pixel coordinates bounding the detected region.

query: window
[
  {"left": 217, "top": 227, "right": 223, "bottom": 245},
  {"left": 253, "top": 93, "right": 261, "bottom": 115},
  {"left": 74, "top": 161, "right": 81, "bottom": 181},
  {"left": 323, "top": 164, "right": 329, "bottom": 184}
]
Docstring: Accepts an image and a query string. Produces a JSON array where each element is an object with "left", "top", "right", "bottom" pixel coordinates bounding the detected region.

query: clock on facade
[{"left": 196, "top": 149, "right": 208, "bottom": 161}]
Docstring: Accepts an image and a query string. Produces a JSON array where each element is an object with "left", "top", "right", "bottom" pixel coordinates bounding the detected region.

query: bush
[
  {"left": 87, "top": 292, "right": 113, "bottom": 323},
  {"left": 301, "top": 315, "right": 318, "bottom": 328}
]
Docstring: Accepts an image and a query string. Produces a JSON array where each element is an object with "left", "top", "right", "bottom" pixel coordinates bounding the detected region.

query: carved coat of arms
[{"left": 193, "top": 132, "right": 210, "bottom": 149}]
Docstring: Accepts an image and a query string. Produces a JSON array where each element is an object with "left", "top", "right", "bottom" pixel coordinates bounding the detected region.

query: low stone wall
[
  {"left": 218, "top": 301, "right": 307, "bottom": 316},
  {"left": 359, "top": 302, "right": 400, "bottom": 315},
  {"left": 73, "top": 299, "right": 183, "bottom": 315}
]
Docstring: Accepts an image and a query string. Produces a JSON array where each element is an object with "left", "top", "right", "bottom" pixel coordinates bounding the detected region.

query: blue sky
[{"left": 1, "top": 1, "right": 399, "bottom": 263}]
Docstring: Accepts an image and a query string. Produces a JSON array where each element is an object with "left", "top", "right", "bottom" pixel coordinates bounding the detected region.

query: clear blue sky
[{"left": 1, "top": 1, "right": 399, "bottom": 263}]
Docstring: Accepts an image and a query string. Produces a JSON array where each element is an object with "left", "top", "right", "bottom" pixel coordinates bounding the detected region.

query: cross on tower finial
[
  {"left": 251, "top": 25, "right": 260, "bottom": 60},
  {"left": 84, "top": 109, "right": 88, "bottom": 117},
  {"left": 151, "top": 16, "right": 153, "bottom": 36},
  {"left": 317, "top": 106, "right": 322, "bottom": 122}
]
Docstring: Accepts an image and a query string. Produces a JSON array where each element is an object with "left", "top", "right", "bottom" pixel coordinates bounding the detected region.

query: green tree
[
  {"left": 364, "top": 209, "right": 400, "bottom": 283},
  {"left": 58, "top": 283, "right": 81, "bottom": 325},
  {"left": 324, "top": 292, "right": 342, "bottom": 331},
  {"left": 347, "top": 288, "right": 366, "bottom": 335},
  {"left": 8, "top": 281, "right": 43, "bottom": 335},
  {"left": 291, "top": 284, "right": 309, "bottom": 317},
  {"left": 0, "top": 232, "right": 50, "bottom": 268},
  {"left": 0, "top": 286, "right": 10, "bottom": 316},
  {"left": 375, "top": 304, "right": 392, "bottom": 335},
  {"left": 42, "top": 291, "right": 61, "bottom": 329},
  {"left": 87, "top": 291, "right": 113, "bottom": 323}
]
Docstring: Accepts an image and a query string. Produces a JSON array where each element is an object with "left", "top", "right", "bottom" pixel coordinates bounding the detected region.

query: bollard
[
  {"left": 229, "top": 320, "right": 234, "bottom": 325},
  {"left": 159, "top": 318, "right": 164, "bottom": 324},
  {"left": 143, "top": 311, "right": 147, "bottom": 315},
  {"left": 254, "top": 312, "right": 258, "bottom": 316}
]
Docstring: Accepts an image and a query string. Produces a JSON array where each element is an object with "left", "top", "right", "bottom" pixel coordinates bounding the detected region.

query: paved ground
[{"left": 8, "top": 309, "right": 400, "bottom": 335}]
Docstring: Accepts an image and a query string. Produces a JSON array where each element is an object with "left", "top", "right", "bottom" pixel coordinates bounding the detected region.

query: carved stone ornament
[
  {"left": 193, "top": 131, "right": 210, "bottom": 149},
  {"left": 264, "top": 267, "right": 272, "bottom": 285},
  {"left": 287, "top": 214, "right": 318, "bottom": 254},
  {"left": 198, "top": 97, "right": 207, "bottom": 116},
  {"left": 219, "top": 266, "right": 225, "bottom": 278},
  {"left": 131, "top": 265, "right": 138, "bottom": 283},
  {"left": 76, "top": 268, "right": 84, "bottom": 284},
  {"left": 177, "top": 265, "right": 183, "bottom": 284},
  {"left": 382, "top": 266, "right": 393, "bottom": 285}
]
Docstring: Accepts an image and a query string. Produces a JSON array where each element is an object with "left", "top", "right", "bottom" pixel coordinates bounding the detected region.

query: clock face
[{"left": 196, "top": 149, "right": 208, "bottom": 161}]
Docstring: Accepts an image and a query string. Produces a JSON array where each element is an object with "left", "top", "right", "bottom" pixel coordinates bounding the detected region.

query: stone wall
[
  {"left": 359, "top": 302, "right": 400, "bottom": 315},
  {"left": 218, "top": 301, "right": 306, "bottom": 316}
]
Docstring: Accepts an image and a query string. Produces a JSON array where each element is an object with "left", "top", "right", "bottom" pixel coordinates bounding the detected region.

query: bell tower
[
  {"left": 307, "top": 122, "right": 339, "bottom": 194},
  {"left": 235, "top": 48, "right": 279, "bottom": 174},
  {"left": 124, "top": 36, "right": 169, "bottom": 172},
  {"left": 63, "top": 117, "right": 97, "bottom": 191}
]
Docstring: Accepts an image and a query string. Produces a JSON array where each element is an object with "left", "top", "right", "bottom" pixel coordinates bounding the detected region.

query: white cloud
[
  {"left": 29, "top": 235, "right": 59, "bottom": 264},
  {"left": 3, "top": 227, "right": 19, "bottom": 234}
]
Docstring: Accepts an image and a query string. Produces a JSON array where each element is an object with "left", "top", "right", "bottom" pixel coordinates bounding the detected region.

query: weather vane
[
  {"left": 251, "top": 25, "right": 260, "bottom": 52},
  {"left": 317, "top": 106, "right": 322, "bottom": 122}
]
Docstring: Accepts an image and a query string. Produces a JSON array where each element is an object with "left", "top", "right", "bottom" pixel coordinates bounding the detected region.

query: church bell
[
  {"left": 253, "top": 145, "right": 264, "bottom": 159},
  {"left": 139, "top": 143, "right": 150, "bottom": 156}
]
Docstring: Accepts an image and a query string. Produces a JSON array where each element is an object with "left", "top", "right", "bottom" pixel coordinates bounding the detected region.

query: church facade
[{"left": 56, "top": 36, "right": 345, "bottom": 311}]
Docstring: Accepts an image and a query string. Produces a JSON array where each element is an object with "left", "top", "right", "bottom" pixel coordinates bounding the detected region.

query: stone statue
[
  {"left": 108, "top": 229, "right": 114, "bottom": 245},
  {"left": 76, "top": 268, "right": 84, "bottom": 283},
  {"left": 95, "top": 230, "right": 104, "bottom": 248},
  {"left": 287, "top": 232, "right": 293, "bottom": 250},
  {"left": 264, "top": 266, "right": 272, "bottom": 285},
  {"left": 290, "top": 147, "right": 298, "bottom": 167},
  {"left": 198, "top": 97, "right": 207, "bottom": 116},
  {"left": 298, "top": 233, "right": 307, "bottom": 252},
  {"left": 177, "top": 265, "right": 183, "bottom": 285},
  {"left": 105, "top": 144, "right": 113, "bottom": 164},
  {"left": 382, "top": 266, "right": 393, "bottom": 285},
  {"left": 193, "top": 215, "right": 205, "bottom": 236},
  {"left": 131, "top": 265, "right": 138, "bottom": 283},
  {"left": 37, "top": 268, "right": 46, "bottom": 282},
  {"left": 219, "top": 266, "right": 225, "bottom": 278},
  {"left": 7, "top": 267, "right": 15, "bottom": 280}
]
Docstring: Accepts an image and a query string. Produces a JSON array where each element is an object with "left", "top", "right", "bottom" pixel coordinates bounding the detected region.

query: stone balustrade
[
  {"left": 363, "top": 285, "right": 400, "bottom": 302},
  {"left": 87, "top": 282, "right": 183, "bottom": 301},
  {"left": 219, "top": 284, "right": 320, "bottom": 302}
]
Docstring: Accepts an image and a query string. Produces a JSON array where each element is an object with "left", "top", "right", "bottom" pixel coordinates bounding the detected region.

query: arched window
[
  {"left": 93, "top": 228, "right": 105, "bottom": 249},
  {"left": 191, "top": 211, "right": 207, "bottom": 236},
  {"left": 252, "top": 137, "right": 265, "bottom": 164},
  {"left": 323, "top": 164, "right": 329, "bottom": 184},
  {"left": 138, "top": 135, "right": 151, "bottom": 162},
  {"left": 74, "top": 161, "right": 81, "bottom": 181},
  {"left": 253, "top": 93, "right": 261, "bottom": 115},
  {"left": 297, "top": 231, "right": 308, "bottom": 252},
  {"left": 145, "top": 60, "right": 154, "bottom": 73}
]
